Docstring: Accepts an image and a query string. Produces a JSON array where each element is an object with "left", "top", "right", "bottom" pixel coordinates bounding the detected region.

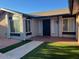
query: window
[
  {"left": 9, "top": 16, "right": 20, "bottom": 32},
  {"left": 68, "top": 19, "right": 76, "bottom": 32},
  {"left": 63, "top": 19, "right": 68, "bottom": 32},
  {"left": 9, "top": 16, "right": 15, "bottom": 32},
  {"left": 63, "top": 18, "right": 76, "bottom": 32},
  {"left": 25, "top": 19, "right": 30, "bottom": 32}
]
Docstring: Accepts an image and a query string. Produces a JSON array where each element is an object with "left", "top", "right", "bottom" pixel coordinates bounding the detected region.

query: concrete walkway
[
  {"left": 3, "top": 41, "right": 43, "bottom": 59},
  {"left": 0, "top": 53, "right": 15, "bottom": 59}
]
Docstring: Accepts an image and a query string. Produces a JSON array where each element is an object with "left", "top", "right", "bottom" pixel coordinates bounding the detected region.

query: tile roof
[{"left": 30, "top": 9, "right": 70, "bottom": 17}]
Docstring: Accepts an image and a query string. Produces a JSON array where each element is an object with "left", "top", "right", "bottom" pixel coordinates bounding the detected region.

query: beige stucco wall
[
  {"left": 51, "top": 17, "right": 59, "bottom": 37},
  {"left": 31, "top": 19, "right": 39, "bottom": 37},
  {"left": 59, "top": 16, "right": 63, "bottom": 37},
  {"left": 38, "top": 20, "right": 43, "bottom": 36},
  {"left": 0, "top": 14, "right": 7, "bottom": 38},
  {"left": 50, "top": 16, "right": 62, "bottom": 37},
  {"left": 9, "top": 13, "right": 25, "bottom": 40},
  {"left": 12, "top": 13, "right": 22, "bottom": 32},
  {"left": 31, "top": 19, "right": 43, "bottom": 37}
]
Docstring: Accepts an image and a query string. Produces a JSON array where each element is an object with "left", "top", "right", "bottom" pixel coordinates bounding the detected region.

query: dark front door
[{"left": 43, "top": 19, "right": 50, "bottom": 36}]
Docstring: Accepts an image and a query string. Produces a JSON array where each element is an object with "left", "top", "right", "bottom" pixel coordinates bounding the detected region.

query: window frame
[
  {"left": 9, "top": 16, "right": 21, "bottom": 33},
  {"left": 63, "top": 18, "right": 69, "bottom": 32},
  {"left": 25, "top": 19, "right": 31, "bottom": 33},
  {"left": 63, "top": 17, "right": 75, "bottom": 32}
]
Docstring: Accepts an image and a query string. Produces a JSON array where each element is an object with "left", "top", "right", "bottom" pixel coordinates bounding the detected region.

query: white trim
[
  {"left": 10, "top": 32, "right": 21, "bottom": 33},
  {"left": 24, "top": 19, "right": 31, "bottom": 33},
  {"left": 26, "top": 32, "right": 31, "bottom": 33},
  {"left": 59, "top": 16, "right": 63, "bottom": 37}
]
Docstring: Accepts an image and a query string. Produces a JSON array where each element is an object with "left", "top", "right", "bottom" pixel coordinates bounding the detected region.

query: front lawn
[
  {"left": 21, "top": 42, "right": 79, "bottom": 59},
  {"left": 0, "top": 40, "right": 31, "bottom": 53}
]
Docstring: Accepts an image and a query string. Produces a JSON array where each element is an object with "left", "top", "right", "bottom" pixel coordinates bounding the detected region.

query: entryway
[{"left": 43, "top": 19, "right": 50, "bottom": 36}]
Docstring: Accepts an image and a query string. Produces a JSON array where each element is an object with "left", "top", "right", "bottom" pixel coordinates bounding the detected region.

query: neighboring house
[
  {"left": 0, "top": 8, "right": 76, "bottom": 40},
  {"left": 69, "top": 0, "right": 79, "bottom": 42}
]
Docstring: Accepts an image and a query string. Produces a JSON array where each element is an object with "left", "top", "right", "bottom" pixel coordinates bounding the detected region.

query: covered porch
[
  {"left": 30, "top": 36, "right": 77, "bottom": 42},
  {"left": 32, "top": 14, "right": 76, "bottom": 38}
]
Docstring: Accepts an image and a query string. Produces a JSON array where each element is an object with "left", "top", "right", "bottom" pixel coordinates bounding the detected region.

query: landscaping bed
[{"left": 0, "top": 40, "right": 31, "bottom": 53}]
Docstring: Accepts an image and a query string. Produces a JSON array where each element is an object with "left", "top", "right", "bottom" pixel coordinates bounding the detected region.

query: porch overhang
[
  {"left": 68, "top": 0, "right": 73, "bottom": 14},
  {"left": 68, "top": 0, "right": 79, "bottom": 14}
]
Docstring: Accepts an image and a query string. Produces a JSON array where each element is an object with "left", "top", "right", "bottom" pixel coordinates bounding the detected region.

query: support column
[
  {"left": 76, "top": 14, "right": 79, "bottom": 42},
  {"left": 19, "top": 14, "right": 25, "bottom": 40},
  {"left": 5, "top": 13, "right": 10, "bottom": 38},
  {"left": 22, "top": 17, "right": 26, "bottom": 40},
  {"left": 59, "top": 16, "right": 63, "bottom": 37}
]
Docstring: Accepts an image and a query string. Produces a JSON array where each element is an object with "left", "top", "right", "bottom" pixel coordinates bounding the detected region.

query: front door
[{"left": 43, "top": 19, "right": 50, "bottom": 36}]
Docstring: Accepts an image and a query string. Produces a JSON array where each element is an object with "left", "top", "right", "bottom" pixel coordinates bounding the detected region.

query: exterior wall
[
  {"left": 31, "top": 19, "right": 39, "bottom": 37},
  {"left": 50, "top": 16, "right": 76, "bottom": 38},
  {"left": 59, "top": 16, "right": 63, "bottom": 37},
  {"left": 38, "top": 20, "right": 43, "bottom": 36},
  {"left": 0, "top": 14, "right": 7, "bottom": 38},
  {"left": 23, "top": 18, "right": 43, "bottom": 40},
  {"left": 76, "top": 14, "right": 79, "bottom": 41},
  {"left": 9, "top": 15, "right": 43, "bottom": 40},
  {"left": 62, "top": 17, "right": 76, "bottom": 38},
  {"left": 50, "top": 16, "right": 63, "bottom": 37},
  {"left": 9, "top": 13, "right": 24, "bottom": 40},
  {"left": 73, "top": 0, "right": 79, "bottom": 14},
  {"left": 31, "top": 19, "right": 43, "bottom": 37},
  {"left": 1, "top": 12, "right": 76, "bottom": 40},
  {"left": 24, "top": 18, "right": 43, "bottom": 40},
  {"left": 21, "top": 17, "right": 33, "bottom": 40},
  {"left": 50, "top": 17, "right": 59, "bottom": 37},
  {"left": 9, "top": 14, "right": 76, "bottom": 40}
]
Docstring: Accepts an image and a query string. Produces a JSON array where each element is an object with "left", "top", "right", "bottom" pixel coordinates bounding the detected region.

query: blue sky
[{"left": 0, "top": 0, "right": 68, "bottom": 13}]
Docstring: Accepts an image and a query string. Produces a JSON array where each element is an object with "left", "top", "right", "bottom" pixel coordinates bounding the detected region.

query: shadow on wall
[
  {"left": 0, "top": 18, "right": 8, "bottom": 38},
  {"left": 76, "top": 21, "right": 79, "bottom": 40}
]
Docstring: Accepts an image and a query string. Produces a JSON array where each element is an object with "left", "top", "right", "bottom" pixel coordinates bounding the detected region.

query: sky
[{"left": 0, "top": 0, "right": 69, "bottom": 13}]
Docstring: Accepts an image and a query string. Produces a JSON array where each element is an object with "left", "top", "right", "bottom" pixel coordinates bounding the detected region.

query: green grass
[
  {"left": 21, "top": 42, "right": 79, "bottom": 59},
  {"left": 0, "top": 40, "right": 31, "bottom": 53}
]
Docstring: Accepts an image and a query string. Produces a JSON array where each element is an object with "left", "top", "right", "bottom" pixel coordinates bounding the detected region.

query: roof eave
[{"left": 68, "top": 0, "right": 73, "bottom": 14}]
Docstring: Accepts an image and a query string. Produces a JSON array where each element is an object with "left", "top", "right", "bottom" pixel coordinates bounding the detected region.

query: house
[
  {"left": 0, "top": 8, "right": 76, "bottom": 40},
  {"left": 69, "top": 0, "right": 79, "bottom": 42},
  {"left": 0, "top": 8, "right": 33, "bottom": 40}
]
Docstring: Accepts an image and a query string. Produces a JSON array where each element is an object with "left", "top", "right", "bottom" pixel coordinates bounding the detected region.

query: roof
[
  {"left": 0, "top": 8, "right": 71, "bottom": 18},
  {"left": 0, "top": 8, "right": 33, "bottom": 17},
  {"left": 30, "top": 9, "right": 70, "bottom": 17},
  {"left": 68, "top": 0, "right": 79, "bottom": 14}
]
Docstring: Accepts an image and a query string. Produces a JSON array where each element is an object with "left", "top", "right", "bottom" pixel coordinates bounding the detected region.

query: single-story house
[
  {"left": 69, "top": 0, "right": 79, "bottom": 42},
  {"left": 0, "top": 8, "right": 76, "bottom": 40}
]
